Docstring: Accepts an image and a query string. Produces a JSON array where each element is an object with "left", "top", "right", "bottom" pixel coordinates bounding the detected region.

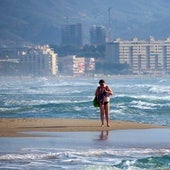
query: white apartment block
[
  {"left": 20, "top": 45, "right": 58, "bottom": 76},
  {"left": 37, "top": 45, "right": 58, "bottom": 76},
  {"left": 105, "top": 37, "right": 170, "bottom": 74}
]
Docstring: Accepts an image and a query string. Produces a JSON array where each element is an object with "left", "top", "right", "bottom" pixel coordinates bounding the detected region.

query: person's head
[{"left": 99, "top": 79, "right": 105, "bottom": 87}]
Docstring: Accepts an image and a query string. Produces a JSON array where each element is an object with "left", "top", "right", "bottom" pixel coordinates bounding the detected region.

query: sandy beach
[
  {"left": 0, "top": 118, "right": 165, "bottom": 137},
  {"left": 1, "top": 118, "right": 170, "bottom": 169}
]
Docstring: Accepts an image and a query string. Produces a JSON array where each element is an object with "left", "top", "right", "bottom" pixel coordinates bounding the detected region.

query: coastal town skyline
[{"left": 1, "top": 0, "right": 170, "bottom": 76}]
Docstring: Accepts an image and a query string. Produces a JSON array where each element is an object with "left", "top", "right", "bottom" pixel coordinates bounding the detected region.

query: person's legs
[
  {"left": 100, "top": 104, "right": 105, "bottom": 126},
  {"left": 104, "top": 102, "right": 110, "bottom": 127}
]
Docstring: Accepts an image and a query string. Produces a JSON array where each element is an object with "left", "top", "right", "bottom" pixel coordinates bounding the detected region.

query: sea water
[{"left": 0, "top": 76, "right": 170, "bottom": 169}]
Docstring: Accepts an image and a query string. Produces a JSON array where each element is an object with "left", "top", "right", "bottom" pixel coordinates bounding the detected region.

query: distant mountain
[{"left": 1, "top": 0, "right": 170, "bottom": 46}]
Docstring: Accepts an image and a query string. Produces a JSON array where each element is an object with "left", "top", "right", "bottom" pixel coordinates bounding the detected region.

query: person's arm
[
  {"left": 105, "top": 86, "right": 113, "bottom": 96},
  {"left": 95, "top": 87, "right": 99, "bottom": 96}
]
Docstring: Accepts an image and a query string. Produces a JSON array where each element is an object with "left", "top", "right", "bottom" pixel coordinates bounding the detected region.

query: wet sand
[{"left": 0, "top": 118, "right": 166, "bottom": 137}]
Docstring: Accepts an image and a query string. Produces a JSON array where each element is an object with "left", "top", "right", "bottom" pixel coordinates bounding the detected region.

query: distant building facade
[
  {"left": 90, "top": 25, "right": 106, "bottom": 46},
  {"left": 0, "top": 45, "right": 58, "bottom": 76},
  {"left": 61, "top": 23, "right": 82, "bottom": 47},
  {"left": 60, "top": 55, "right": 95, "bottom": 76},
  {"left": 105, "top": 37, "right": 170, "bottom": 74},
  {"left": 0, "top": 47, "right": 22, "bottom": 76},
  {"left": 20, "top": 45, "right": 58, "bottom": 76}
]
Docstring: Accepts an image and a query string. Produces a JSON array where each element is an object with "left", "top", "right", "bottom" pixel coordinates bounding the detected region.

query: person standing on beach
[{"left": 95, "top": 79, "right": 113, "bottom": 127}]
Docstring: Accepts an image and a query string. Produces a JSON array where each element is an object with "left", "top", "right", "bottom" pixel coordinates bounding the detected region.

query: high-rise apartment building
[
  {"left": 90, "top": 25, "right": 106, "bottom": 46},
  {"left": 105, "top": 37, "right": 170, "bottom": 74},
  {"left": 61, "top": 23, "right": 82, "bottom": 47}
]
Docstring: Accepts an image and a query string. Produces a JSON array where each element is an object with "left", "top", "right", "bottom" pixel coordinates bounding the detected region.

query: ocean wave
[
  {"left": 1, "top": 77, "right": 170, "bottom": 126},
  {"left": 129, "top": 100, "right": 170, "bottom": 110},
  {"left": 149, "top": 85, "right": 170, "bottom": 94},
  {"left": 0, "top": 148, "right": 170, "bottom": 160},
  {"left": 116, "top": 94, "right": 170, "bottom": 101},
  {"left": 1, "top": 148, "right": 169, "bottom": 161},
  {"left": 1, "top": 148, "right": 170, "bottom": 170}
]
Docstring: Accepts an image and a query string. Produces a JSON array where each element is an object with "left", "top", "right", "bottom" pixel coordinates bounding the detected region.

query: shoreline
[{"left": 0, "top": 118, "right": 167, "bottom": 137}]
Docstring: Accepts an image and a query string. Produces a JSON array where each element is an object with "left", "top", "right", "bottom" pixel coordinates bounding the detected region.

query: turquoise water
[{"left": 0, "top": 76, "right": 170, "bottom": 169}]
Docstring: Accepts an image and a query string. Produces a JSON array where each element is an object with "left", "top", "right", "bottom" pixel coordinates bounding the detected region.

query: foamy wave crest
[
  {"left": 1, "top": 148, "right": 169, "bottom": 161},
  {"left": 149, "top": 85, "right": 170, "bottom": 95},
  {"left": 117, "top": 93, "right": 170, "bottom": 101},
  {"left": 0, "top": 152, "right": 58, "bottom": 161},
  {"left": 130, "top": 100, "right": 160, "bottom": 110},
  {"left": 1, "top": 148, "right": 170, "bottom": 170}
]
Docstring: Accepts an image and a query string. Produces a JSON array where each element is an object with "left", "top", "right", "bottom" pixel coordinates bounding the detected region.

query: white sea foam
[
  {"left": 3, "top": 98, "right": 90, "bottom": 107},
  {"left": 149, "top": 85, "right": 170, "bottom": 94},
  {"left": 117, "top": 93, "right": 170, "bottom": 101},
  {"left": 0, "top": 148, "right": 169, "bottom": 161},
  {"left": 130, "top": 100, "right": 159, "bottom": 109}
]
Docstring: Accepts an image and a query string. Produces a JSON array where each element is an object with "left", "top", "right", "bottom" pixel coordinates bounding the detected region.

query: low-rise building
[{"left": 60, "top": 55, "right": 95, "bottom": 76}]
